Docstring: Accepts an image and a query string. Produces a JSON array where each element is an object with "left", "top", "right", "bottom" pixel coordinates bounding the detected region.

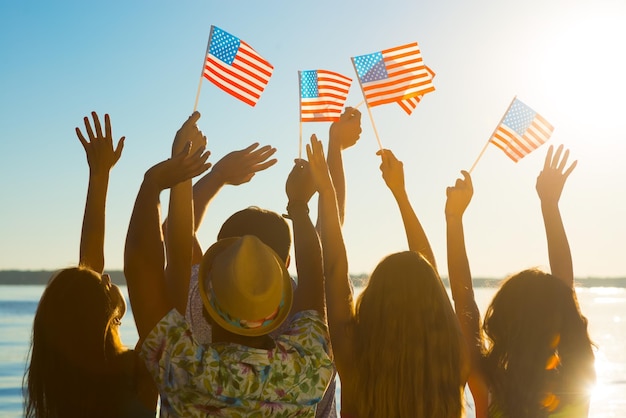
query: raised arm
[
  {"left": 318, "top": 107, "right": 362, "bottom": 227},
  {"left": 284, "top": 159, "right": 324, "bottom": 317},
  {"left": 445, "top": 170, "right": 488, "bottom": 418},
  {"left": 307, "top": 134, "right": 352, "bottom": 363},
  {"left": 166, "top": 112, "right": 209, "bottom": 314},
  {"left": 536, "top": 144, "right": 577, "bottom": 288},
  {"left": 377, "top": 149, "right": 436, "bottom": 269},
  {"left": 124, "top": 141, "right": 211, "bottom": 340},
  {"left": 190, "top": 142, "right": 277, "bottom": 263},
  {"left": 76, "top": 112, "right": 124, "bottom": 273}
]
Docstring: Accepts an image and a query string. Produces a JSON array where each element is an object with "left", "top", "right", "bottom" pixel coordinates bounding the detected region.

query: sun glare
[{"left": 539, "top": 8, "right": 626, "bottom": 142}]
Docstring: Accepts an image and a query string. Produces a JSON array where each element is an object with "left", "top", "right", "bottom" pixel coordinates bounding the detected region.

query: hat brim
[{"left": 198, "top": 237, "right": 293, "bottom": 337}]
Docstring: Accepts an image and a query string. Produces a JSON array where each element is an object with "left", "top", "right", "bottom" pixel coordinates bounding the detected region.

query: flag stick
[
  {"left": 193, "top": 27, "right": 214, "bottom": 112},
  {"left": 297, "top": 71, "right": 303, "bottom": 160},
  {"left": 469, "top": 95, "right": 517, "bottom": 173},
  {"left": 350, "top": 58, "right": 384, "bottom": 151}
]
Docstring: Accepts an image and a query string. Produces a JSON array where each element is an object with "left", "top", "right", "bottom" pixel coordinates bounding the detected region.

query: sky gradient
[{"left": 1, "top": 0, "right": 625, "bottom": 279}]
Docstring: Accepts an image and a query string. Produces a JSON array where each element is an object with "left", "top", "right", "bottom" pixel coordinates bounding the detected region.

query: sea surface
[{"left": 1, "top": 284, "right": 625, "bottom": 417}]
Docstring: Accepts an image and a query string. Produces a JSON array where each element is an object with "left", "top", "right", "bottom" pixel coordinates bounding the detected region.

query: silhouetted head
[
  {"left": 218, "top": 206, "right": 291, "bottom": 264},
  {"left": 351, "top": 251, "right": 465, "bottom": 418},
  {"left": 483, "top": 268, "right": 595, "bottom": 418},
  {"left": 25, "top": 266, "right": 128, "bottom": 417}
]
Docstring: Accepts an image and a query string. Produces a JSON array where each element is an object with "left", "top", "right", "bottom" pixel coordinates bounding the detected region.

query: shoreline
[{"left": 1, "top": 270, "right": 625, "bottom": 288}]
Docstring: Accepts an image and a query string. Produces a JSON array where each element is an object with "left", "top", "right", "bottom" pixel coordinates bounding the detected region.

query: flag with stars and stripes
[
  {"left": 351, "top": 42, "right": 434, "bottom": 108},
  {"left": 203, "top": 26, "right": 274, "bottom": 107},
  {"left": 299, "top": 69, "right": 352, "bottom": 122},
  {"left": 490, "top": 98, "right": 554, "bottom": 162},
  {"left": 398, "top": 66, "right": 435, "bottom": 115}
]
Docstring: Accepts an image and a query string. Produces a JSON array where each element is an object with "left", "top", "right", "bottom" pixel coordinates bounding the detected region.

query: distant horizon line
[{"left": 1, "top": 270, "right": 625, "bottom": 287}]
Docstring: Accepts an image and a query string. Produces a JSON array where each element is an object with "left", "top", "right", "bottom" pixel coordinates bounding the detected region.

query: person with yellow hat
[{"left": 125, "top": 112, "right": 333, "bottom": 417}]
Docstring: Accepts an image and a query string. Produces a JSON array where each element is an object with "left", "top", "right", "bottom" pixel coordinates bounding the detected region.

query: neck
[{"left": 211, "top": 323, "right": 275, "bottom": 349}]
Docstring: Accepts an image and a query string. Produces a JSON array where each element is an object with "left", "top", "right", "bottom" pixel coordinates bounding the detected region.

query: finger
[
  {"left": 114, "top": 137, "right": 125, "bottom": 161},
  {"left": 104, "top": 114, "right": 112, "bottom": 140},
  {"left": 557, "top": 148, "right": 569, "bottom": 173},
  {"left": 187, "top": 111, "right": 201, "bottom": 125},
  {"left": 544, "top": 145, "right": 554, "bottom": 171},
  {"left": 551, "top": 144, "right": 564, "bottom": 169},
  {"left": 92, "top": 112, "right": 103, "bottom": 139},
  {"left": 460, "top": 170, "right": 472, "bottom": 188},
  {"left": 563, "top": 159, "right": 577, "bottom": 179},
  {"left": 241, "top": 142, "right": 260, "bottom": 153},
  {"left": 84, "top": 115, "right": 95, "bottom": 140},
  {"left": 76, "top": 127, "right": 88, "bottom": 148},
  {"left": 252, "top": 146, "right": 276, "bottom": 161},
  {"left": 253, "top": 158, "right": 277, "bottom": 172}
]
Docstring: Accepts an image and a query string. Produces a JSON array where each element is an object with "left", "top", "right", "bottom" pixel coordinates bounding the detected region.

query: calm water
[{"left": 1, "top": 285, "right": 625, "bottom": 417}]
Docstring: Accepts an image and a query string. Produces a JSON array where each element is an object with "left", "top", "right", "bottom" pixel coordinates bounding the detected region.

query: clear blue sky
[{"left": 1, "top": 0, "right": 625, "bottom": 278}]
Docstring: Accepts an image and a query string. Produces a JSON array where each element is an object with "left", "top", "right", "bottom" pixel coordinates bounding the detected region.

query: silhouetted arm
[
  {"left": 322, "top": 107, "right": 362, "bottom": 226},
  {"left": 307, "top": 134, "right": 352, "bottom": 369},
  {"left": 284, "top": 159, "right": 324, "bottom": 317},
  {"left": 124, "top": 142, "right": 211, "bottom": 340},
  {"left": 536, "top": 145, "right": 577, "bottom": 288},
  {"left": 190, "top": 142, "right": 277, "bottom": 263},
  {"left": 76, "top": 112, "right": 124, "bottom": 273},
  {"left": 445, "top": 170, "right": 488, "bottom": 418},
  {"left": 377, "top": 148, "right": 436, "bottom": 269},
  {"left": 166, "top": 112, "right": 209, "bottom": 314}
]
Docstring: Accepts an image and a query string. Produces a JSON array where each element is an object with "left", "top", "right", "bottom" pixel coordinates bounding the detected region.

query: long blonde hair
[{"left": 350, "top": 251, "right": 465, "bottom": 418}]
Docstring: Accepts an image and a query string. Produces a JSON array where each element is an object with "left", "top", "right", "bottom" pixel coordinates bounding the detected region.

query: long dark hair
[
  {"left": 483, "top": 269, "right": 595, "bottom": 418},
  {"left": 24, "top": 267, "right": 129, "bottom": 418}
]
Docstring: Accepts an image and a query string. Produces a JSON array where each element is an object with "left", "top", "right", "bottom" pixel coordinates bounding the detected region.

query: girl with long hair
[
  {"left": 445, "top": 145, "right": 595, "bottom": 418},
  {"left": 307, "top": 135, "right": 467, "bottom": 418},
  {"left": 24, "top": 112, "right": 156, "bottom": 418}
]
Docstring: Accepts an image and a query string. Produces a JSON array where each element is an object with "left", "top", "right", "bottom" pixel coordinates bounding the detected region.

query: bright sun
[{"left": 538, "top": 7, "right": 626, "bottom": 143}]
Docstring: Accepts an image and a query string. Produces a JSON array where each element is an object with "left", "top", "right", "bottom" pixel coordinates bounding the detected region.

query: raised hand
[
  {"left": 376, "top": 149, "right": 405, "bottom": 196},
  {"left": 171, "top": 111, "right": 207, "bottom": 157},
  {"left": 329, "top": 107, "right": 362, "bottom": 150},
  {"left": 306, "top": 134, "right": 333, "bottom": 194},
  {"left": 285, "top": 159, "right": 316, "bottom": 204},
  {"left": 210, "top": 142, "right": 277, "bottom": 186},
  {"left": 536, "top": 144, "right": 577, "bottom": 207},
  {"left": 445, "top": 171, "right": 473, "bottom": 219},
  {"left": 76, "top": 112, "right": 125, "bottom": 175},
  {"left": 145, "top": 143, "right": 211, "bottom": 192}
]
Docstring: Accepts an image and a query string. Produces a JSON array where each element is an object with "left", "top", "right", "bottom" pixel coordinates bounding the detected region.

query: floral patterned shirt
[{"left": 140, "top": 309, "right": 333, "bottom": 417}]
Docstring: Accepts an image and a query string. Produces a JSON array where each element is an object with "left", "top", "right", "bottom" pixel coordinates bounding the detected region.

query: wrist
[{"left": 283, "top": 200, "right": 310, "bottom": 220}]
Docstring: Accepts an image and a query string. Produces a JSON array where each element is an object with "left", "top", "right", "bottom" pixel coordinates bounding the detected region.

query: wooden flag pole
[
  {"left": 193, "top": 27, "right": 214, "bottom": 112},
  {"left": 350, "top": 58, "right": 384, "bottom": 151},
  {"left": 469, "top": 95, "right": 517, "bottom": 173},
  {"left": 297, "top": 71, "right": 303, "bottom": 160}
]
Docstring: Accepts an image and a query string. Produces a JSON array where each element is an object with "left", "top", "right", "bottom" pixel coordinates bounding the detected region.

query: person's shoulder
[{"left": 279, "top": 310, "right": 329, "bottom": 347}]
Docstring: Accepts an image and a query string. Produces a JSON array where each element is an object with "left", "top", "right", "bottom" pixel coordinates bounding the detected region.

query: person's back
[
  {"left": 445, "top": 145, "right": 596, "bottom": 418},
  {"left": 343, "top": 252, "right": 465, "bottom": 418},
  {"left": 308, "top": 139, "right": 467, "bottom": 417},
  {"left": 125, "top": 120, "right": 334, "bottom": 417}
]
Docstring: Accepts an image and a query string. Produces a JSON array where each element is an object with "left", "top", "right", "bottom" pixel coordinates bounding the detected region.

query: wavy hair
[
  {"left": 483, "top": 269, "right": 596, "bottom": 418},
  {"left": 24, "top": 267, "right": 129, "bottom": 418},
  {"left": 349, "top": 251, "right": 465, "bottom": 418}
]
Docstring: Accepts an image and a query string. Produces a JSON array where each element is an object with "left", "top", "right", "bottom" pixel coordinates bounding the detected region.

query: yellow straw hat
[{"left": 198, "top": 235, "right": 293, "bottom": 337}]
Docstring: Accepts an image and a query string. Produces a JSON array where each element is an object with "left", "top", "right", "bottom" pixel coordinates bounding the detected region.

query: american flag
[
  {"left": 351, "top": 42, "right": 434, "bottom": 108},
  {"left": 299, "top": 69, "right": 352, "bottom": 122},
  {"left": 398, "top": 66, "right": 435, "bottom": 115},
  {"left": 203, "top": 26, "right": 274, "bottom": 107},
  {"left": 490, "top": 98, "right": 554, "bottom": 162}
]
